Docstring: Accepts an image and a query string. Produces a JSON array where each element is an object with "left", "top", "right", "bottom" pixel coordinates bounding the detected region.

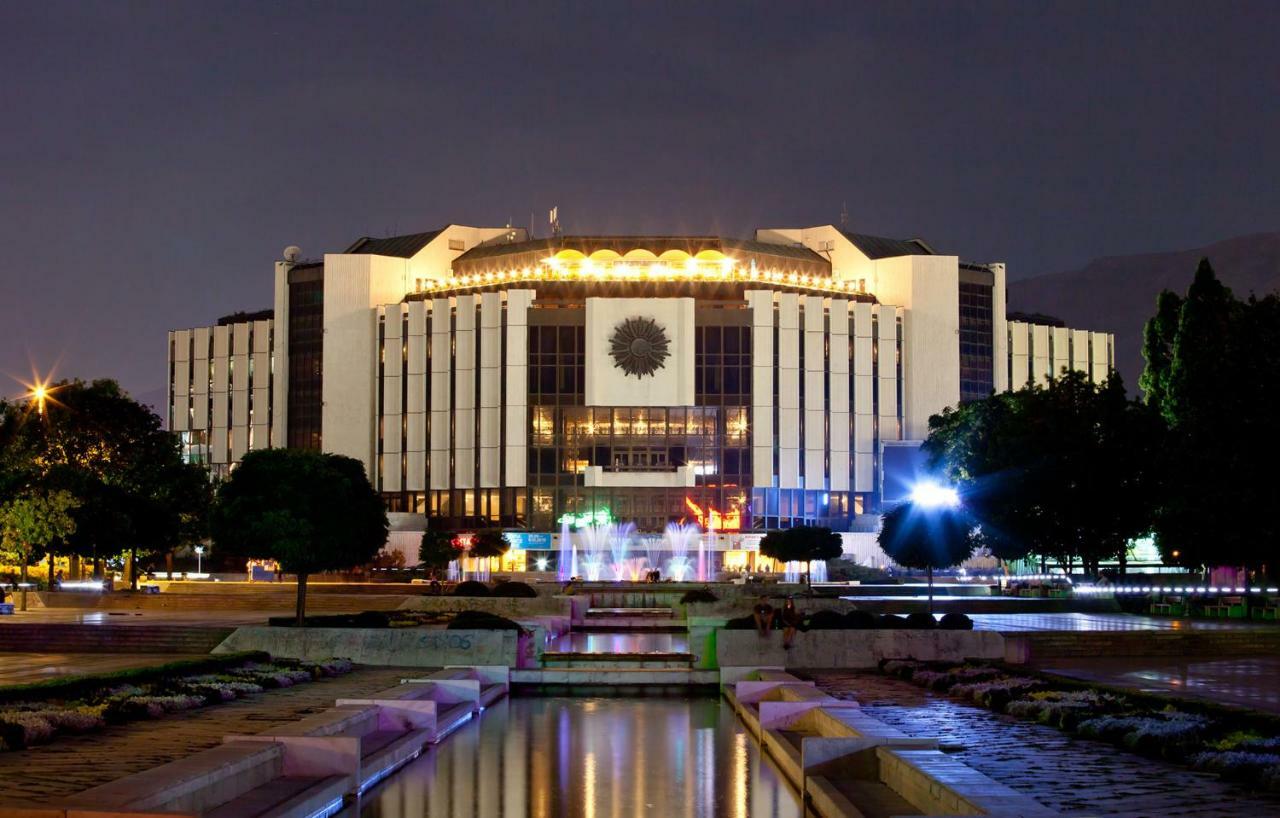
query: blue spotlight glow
[{"left": 910, "top": 481, "right": 960, "bottom": 509}]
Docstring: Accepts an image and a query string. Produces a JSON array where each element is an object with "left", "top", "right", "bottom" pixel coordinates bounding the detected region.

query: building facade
[{"left": 168, "top": 223, "right": 1114, "bottom": 569}]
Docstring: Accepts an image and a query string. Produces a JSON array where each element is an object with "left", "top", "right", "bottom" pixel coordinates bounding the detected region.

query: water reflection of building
[{"left": 167, "top": 225, "right": 1113, "bottom": 569}]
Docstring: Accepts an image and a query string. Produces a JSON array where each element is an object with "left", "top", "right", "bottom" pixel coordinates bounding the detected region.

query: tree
[
  {"left": 419, "top": 528, "right": 459, "bottom": 578},
  {"left": 878, "top": 501, "right": 976, "bottom": 612},
  {"left": 0, "top": 491, "right": 78, "bottom": 610},
  {"left": 0, "top": 380, "right": 209, "bottom": 583},
  {"left": 211, "top": 449, "right": 388, "bottom": 625},
  {"left": 923, "top": 370, "right": 1163, "bottom": 577},
  {"left": 759, "top": 526, "right": 843, "bottom": 586},
  {"left": 1142, "top": 259, "right": 1280, "bottom": 592},
  {"left": 468, "top": 530, "right": 510, "bottom": 560}
]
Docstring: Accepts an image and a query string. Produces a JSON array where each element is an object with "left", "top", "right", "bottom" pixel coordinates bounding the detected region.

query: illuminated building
[{"left": 167, "top": 224, "right": 1114, "bottom": 567}]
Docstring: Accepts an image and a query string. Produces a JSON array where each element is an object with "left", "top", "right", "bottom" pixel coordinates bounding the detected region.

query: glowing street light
[
  {"left": 910, "top": 480, "right": 960, "bottom": 509},
  {"left": 194, "top": 545, "right": 205, "bottom": 575}
]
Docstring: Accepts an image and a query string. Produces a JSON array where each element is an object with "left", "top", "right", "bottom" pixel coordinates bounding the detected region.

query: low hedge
[
  {"left": 452, "top": 580, "right": 491, "bottom": 597},
  {"left": 491, "top": 581, "right": 538, "bottom": 598}
]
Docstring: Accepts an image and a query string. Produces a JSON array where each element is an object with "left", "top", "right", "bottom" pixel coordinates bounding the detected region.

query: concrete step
[
  {"left": 576, "top": 620, "right": 686, "bottom": 632},
  {"left": 541, "top": 651, "right": 694, "bottom": 669},
  {"left": 512, "top": 667, "right": 718, "bottom": 687},
  {"left": 585, "top": 607, "right": 674, "bottom": 618}
]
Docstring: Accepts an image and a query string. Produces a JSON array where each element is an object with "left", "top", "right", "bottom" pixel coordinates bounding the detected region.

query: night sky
[{"left": 3, "top": 1, "right": 1277, "bottom": 404}]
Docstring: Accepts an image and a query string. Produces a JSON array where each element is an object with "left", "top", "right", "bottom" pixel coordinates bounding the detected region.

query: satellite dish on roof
[{"left": 283, "top": 246, "right": 302, "bottom": 263}]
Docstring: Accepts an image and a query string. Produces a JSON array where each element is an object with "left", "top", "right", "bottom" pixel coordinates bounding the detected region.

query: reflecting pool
[{"left": 347, "top": 696, "right": 802, "bottom": 818}]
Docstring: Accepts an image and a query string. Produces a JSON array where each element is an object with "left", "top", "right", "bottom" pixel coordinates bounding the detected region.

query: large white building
[{"left": 168, "top": 223, "right": 1113, "bottom": 570}]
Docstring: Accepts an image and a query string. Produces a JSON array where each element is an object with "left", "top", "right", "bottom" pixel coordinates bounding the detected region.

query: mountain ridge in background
[{"left": 1008, "top": 231, "right": 1280, "bottom": 391}]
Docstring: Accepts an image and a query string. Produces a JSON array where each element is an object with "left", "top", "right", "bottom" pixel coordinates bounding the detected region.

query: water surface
[{"left": 350, "top": 696, "right": 801, "bottom": 818}]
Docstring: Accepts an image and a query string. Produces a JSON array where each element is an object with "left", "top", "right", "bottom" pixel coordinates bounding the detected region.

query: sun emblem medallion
[{"left": 609, "top": 317, "right": 671, "bottom": 378}]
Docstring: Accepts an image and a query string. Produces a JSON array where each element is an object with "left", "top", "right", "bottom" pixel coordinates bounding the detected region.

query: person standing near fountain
[
  {"left": 752, "top": 596, "right": 775, "bottom": 637},
  {"left": 779, "top": 596, "right": 802, "bottom": 649}
]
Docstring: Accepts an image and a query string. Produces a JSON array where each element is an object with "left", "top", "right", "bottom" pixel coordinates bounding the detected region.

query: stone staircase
[
  {"left": 580, "top": 606, "right": 684, "bottom": 632},
  {"left": 0, "top": 623, "right": 234, "bottom": 654}
]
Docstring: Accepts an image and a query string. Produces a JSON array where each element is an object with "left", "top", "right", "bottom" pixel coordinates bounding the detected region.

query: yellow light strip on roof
[{"left": 416, "top": 257, "right": 868, "bottom": 297}]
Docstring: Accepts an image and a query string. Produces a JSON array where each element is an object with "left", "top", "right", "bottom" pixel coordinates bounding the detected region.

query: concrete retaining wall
[
  {"left": 213, "top": 626, "right": 532, "bottom": 668},
  {"left": 716, "top": 629, "right": 1005, "bottom": 670}
]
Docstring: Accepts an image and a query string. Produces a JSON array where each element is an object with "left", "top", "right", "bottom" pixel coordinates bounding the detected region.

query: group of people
[{"left": 752, "top": 595, "right": 803, "bottom": 649}]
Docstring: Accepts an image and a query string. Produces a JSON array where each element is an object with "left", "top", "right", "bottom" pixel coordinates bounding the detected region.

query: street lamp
[{"left": 194, "top": 546, "right": 205, "bottom": 575}]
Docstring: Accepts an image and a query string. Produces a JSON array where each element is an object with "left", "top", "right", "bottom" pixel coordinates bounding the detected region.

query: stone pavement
[
  {"left": 0, "top": 653, "right": 207, "bottom": 685},
  {"left": 0, "top": 665, "right": 412, "bottom": 804},
  {"left": 812, "top": 671, "right": 1280, "bottom": 818},
  {"left": 1035, "top": 656, "right": 1280, "bottom": 714}
]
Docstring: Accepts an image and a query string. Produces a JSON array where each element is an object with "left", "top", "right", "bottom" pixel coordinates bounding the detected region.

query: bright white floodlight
[{"left": 911, "top": 481, "right": 960, "bottom": 509}]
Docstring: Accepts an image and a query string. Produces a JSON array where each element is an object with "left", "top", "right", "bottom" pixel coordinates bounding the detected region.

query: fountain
[
  {"left": 783, "top": 560, "right": 829, "bottom": 584},
  {"left": 662, "top": 522, "right": 700, "bottom": 582},
  {"left": 557, "top": 518, "right": 573, "bottom": 581},
  {"left": 577, "top": 522, "right": 636, "bottom": 582}
]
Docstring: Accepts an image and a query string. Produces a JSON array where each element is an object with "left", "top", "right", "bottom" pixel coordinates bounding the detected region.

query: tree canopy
[
  {"left": 210, "top": 448, "right": 388, "bottom": 623},
  {"left": 0, "top": 379, "right": 209, "bottom": 579},
  {"left": 468, "top": 530, "right": 510, "bottom": 560},
  {"left": 1140, "top": 259, "right": 1280, "bottom": 578},
  {"left": 419, "top": 528, "right": 456, "bottom": 573},
  {"left": 0, "top": 490, "right": 78, "bottom": 608},
  {"left": 922, "top": 370, "right": 1163, "bottom": 575},
  {"left": 878, "top": 501, "right": 976, "bottom": 608},
  {"left": 759, "top": 526, "right": 843, "bottom": 567}
]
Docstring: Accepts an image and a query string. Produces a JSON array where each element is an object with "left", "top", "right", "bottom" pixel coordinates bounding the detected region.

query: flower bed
[
  {"left": 0, "top": 656, "right": 353, "bottom": 752},
  {"left": 878, "top": 659, "right": 1280, "bottom": 792}
]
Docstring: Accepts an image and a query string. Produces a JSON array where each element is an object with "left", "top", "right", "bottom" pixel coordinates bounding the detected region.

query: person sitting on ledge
[{"left": 752, "top": 596, "right": 775, "bottom": 637}]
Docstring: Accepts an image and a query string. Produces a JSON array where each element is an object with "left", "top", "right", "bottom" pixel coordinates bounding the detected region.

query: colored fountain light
[{"left": 663, "top": 522, "right": 700, "bottom": 582}]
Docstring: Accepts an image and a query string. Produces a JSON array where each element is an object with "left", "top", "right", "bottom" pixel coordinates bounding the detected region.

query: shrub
[
  {"left": 491, "top": 581, "right": 538, "bottom": 598},
  {"left": 448, "top": 610, "right": 524, "bottom": 631},
  {"left": 0, "top": 713, "right": 55, "bottom": 747},
  {"left": 950, "top": 677, "right": 1044, "bottom": 711},
  {"left": 825, "top": 559, "right": 897, "bottom": 584},
  {"left": 453, "top": 580, "right": 491, "bottom": 597},
  {"left": 911, "top": 670, "right": 956, "bottom": 691},
  {"left": 878, "top": 614, "right": 907, "bottom": 629},
  {"left": 680, "top": 589, "right": 718, "bottom": 604},
  {"left": 844, "top": 610, "right": 878, "bottom": 629},
  {"left": 1077, "top": 713, "right": 1210, "bottom": 761},
  {"left": 938, "top": 612, "right": 973, "bottom": 630},
  {"left": 805, "top": 609, "right": 848, "bottom": 630},
  {"left": 723, "top": 615, "right": 757, "bottom": 630},
  {"left": 880, "top": 659, "right": 925, "bottom": 679},
  {"left": 1005, "top": 689, "right": 1122, "bottom": 730},
  {"left": 904, "top": 612, "right": 937, "bottom": 630},
  {"left": 1190, "top": 750, "right": 1280, "bottom": 787}
]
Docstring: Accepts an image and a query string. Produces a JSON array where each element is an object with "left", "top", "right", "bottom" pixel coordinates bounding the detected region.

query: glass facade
[
  {"left": 287, "top": 267, "right": 324, "bottom": 450},
  {"left": 958, "top": 279, "right": 995, "bottom": 402}
]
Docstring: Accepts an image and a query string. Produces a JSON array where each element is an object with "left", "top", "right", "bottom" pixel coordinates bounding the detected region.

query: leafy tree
[
  {"left": 0, "top": 380, "right": 208, "bottom": 583},
  {"left": 878, "top": 501, "right": 976, "bottom": 612},
  {"left": 0, "top": 490, "right": 78, "bottom": 610},
  {"left": 211, "top": 449, "right": 388, "bottom": 624},
  {"left": 1142, "top": 259, "right": 1280, "bottom": 590},
  {"left": 759, "top": 526, "right": 843, "bottom": 585},
  {"left": 923, "top": 371, "right": 1162, "bottom": 577},
  {"left": 419, "top": 528, "right": 459, "bottom": 578},
  {"left": 468, "top": 530, "right": 510, "bottom": 560},
  {"left": 1139, "top": 289, "right": 1183, "bottom": 417}
]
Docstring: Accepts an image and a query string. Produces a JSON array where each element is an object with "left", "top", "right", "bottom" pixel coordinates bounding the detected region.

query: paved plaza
[
  {"left": 812, "top": 671, "right": 1280, "bottom": 818},
  {"left": 969, "top": 611, "right": 1278, "bottom": 632}
]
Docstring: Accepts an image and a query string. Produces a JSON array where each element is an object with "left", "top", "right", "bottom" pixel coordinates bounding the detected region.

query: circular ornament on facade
[{"left": 609, "top": 317, "right": 671, "bottom": 378}]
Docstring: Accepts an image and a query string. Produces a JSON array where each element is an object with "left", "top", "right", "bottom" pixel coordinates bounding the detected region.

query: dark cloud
[{"left": 2, "top": 1, "right": 1277, "bottom": 398}]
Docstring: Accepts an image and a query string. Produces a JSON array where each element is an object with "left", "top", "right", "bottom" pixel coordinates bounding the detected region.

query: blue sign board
[{"left": 503, "top": 532, "right": 554, "bottom": 550}]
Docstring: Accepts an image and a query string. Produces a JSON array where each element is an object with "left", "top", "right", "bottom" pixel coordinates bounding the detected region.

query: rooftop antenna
[
  {"left": 839, "top": 201, "right": 849, "bottom": 228},
  {"left": 549, "top": 206, "right": 562, "bottom": 237}
]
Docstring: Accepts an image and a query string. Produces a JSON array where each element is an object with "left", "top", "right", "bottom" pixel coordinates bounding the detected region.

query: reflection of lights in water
[
  {"left": 583, "top": 751, "right": 596, "bottom": 818},
  {"left": 734, "top": 730, "right": 748, "bottom": 818}
]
